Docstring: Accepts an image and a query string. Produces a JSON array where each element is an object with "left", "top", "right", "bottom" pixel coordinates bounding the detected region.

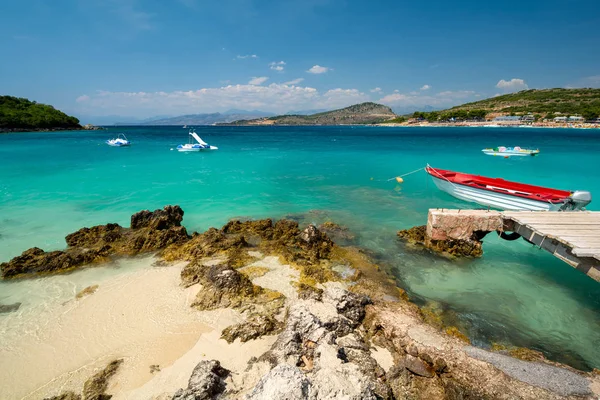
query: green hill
[
  {"left": 0, "top": 96, "right": 81, "bottom": 132},
  {"left": 448, "top": 88, "right": 600, "bottom": 120},
  {"left": 222, "top": 102, "right": 397, "bottom": 125}
]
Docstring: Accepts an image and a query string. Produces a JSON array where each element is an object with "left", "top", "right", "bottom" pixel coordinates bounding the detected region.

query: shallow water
[{"left": 1, "top": 125, "right": 599, "bottom": 370}]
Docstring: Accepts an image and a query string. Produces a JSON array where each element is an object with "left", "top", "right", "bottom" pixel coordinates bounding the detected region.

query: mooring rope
[{"left": 385, "top": 167, "right": 425, "bottom": 181}]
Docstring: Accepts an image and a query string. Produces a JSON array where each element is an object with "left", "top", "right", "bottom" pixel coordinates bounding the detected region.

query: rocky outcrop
[
  {"left": 397, "top": 225, "right": 484, "bottom": 257},
  {"left": 1, "top": 206, "right": 189, "bottom": 278},
  {"left": 318, "top": 221, "right": 356, "bottom": 245},
  {"left": 0, "top": 302, "right": 21, "bottom": 313},
  {"left": 172, "top": 360, "right": 230, "bottom": 400},
  {"left": 82, "top": 359, "right": 123, "bottom": 400},
  {"left": 245, "top": 365, "right": 311, "bottom": 399}
]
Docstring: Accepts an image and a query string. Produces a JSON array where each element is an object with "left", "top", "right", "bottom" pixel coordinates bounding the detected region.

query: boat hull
[
  {"left": 430, "top": 175, "right": 563, "bottom": 211},
  {"left": 482, "top": 150, "right": 536, "bottom": 157}
]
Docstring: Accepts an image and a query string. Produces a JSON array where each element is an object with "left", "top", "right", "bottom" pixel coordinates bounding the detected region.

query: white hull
[
  {"left": 482, "top": 150, "right": 535, "bottom": 157},
  {"left": 177, "top": 146, "right": 218, "bottom": 152},
  {"left": 430, "top": 176, "right": 563, "bottom": 211}
]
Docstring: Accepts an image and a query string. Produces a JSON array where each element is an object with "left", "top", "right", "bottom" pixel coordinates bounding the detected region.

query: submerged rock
[
  {"left": 76, "top": 285, "right": 99, "bottom": 299},
  {"left": 44, "top": 392, "right": 81, "bottom": 400},
  {"left": 172, "top": 360, "right": 230, "bottom": 400},
  {"left": 318, "top": 221, "right": 356, "bottom": 245},
  {"left": 82, "top": 359, "right": 123, "bottom": 400},
  {"left": 0, "top": 302, "right": 21, "bottom": 314},
  {"left": 1, "top": 206, "right": 189, "bottom": 279}
]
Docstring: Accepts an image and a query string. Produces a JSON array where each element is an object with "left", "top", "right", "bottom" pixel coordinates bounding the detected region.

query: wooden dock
[{"left": 426, "top": 209, "right": 600, "bottom": 282}]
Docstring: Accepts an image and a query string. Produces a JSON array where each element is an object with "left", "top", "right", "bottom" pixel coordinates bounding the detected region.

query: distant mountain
[
  {"left": 1, "top": 96, "right": 81, "bottom": 132},
  {"left": 221, "top": 102, "right": 397, "bottom": 126},
  {"left": 285, "top": 108, "right": 329, "bottom": 116},
  {"left": 139, "top": 111, "right": 276, "bottom": 126}
]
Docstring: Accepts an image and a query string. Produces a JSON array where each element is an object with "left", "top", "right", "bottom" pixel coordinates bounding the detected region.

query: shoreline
[{"left": 1, "top": 206, "right": 599, "bottom": 399}]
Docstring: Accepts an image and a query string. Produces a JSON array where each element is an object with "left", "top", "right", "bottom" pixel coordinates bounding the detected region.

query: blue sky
[{"left": 1, "top": 0, "right": 599, "bottom": 120}]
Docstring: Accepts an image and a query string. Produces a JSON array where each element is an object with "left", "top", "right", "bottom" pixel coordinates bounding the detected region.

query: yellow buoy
[{"left": 395, "top": 177, "right": 404, "bottom": 183}]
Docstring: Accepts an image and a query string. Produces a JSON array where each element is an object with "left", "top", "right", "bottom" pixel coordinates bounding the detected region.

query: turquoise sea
[{"left": 1, "top": 126, "right": 599, "bottom": 370}]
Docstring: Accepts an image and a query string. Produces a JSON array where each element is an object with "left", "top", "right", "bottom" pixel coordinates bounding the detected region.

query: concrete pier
[{"left": 426, "top": 209, "right": 600, "bottom": 282}]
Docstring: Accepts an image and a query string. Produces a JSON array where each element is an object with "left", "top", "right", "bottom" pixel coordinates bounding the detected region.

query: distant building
[
  {"left": 554, "top": 116, "right": 568, "bottom": 123},
  {"left": 521, "top": 114, "right": 535, "bottom": 122},
  {"left": 493, "top": 116, "right": 521, "bottom": 122},
  {"left": 568, "top": 115, "right": 584, "bottom": 122}
]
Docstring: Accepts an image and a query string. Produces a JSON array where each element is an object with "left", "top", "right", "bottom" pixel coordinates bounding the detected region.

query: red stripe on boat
[{"left": 426, "top": 166, "right": 571, "bottom": 204}]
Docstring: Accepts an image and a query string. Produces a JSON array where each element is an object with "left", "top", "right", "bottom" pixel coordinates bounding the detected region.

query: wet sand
[{"left": 0, "top": 256, "right": 209, "bottom": 399}]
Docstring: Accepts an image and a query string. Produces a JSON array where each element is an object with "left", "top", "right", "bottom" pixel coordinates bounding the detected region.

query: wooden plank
[
  {"left": 510, "top": 216, "right": 600, "bottom": 223},
  {"left": 538, "top": 231, "right": 600, "bottom": 237},
  {"left": 521, "top": 224, "right": 600, "bottom": 230},
  {"left": 572, "top": 248, "right": 600, "bottom": 258}
]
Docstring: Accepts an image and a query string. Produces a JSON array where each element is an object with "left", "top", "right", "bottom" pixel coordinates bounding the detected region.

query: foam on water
[{"left": 1, "top": 126, "right": 599, "bottom": 370}]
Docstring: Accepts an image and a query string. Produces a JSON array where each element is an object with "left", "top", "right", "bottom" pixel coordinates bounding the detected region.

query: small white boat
[
  {"left": 426, "top": 165, "right": 591, "bottom": 211},
  {"left": 482, "top": 146, "right": 539, "bottom": 157},
  {"left": 106, "top": 133, "right": 130, "bottom": 147},
  {"left": 177, "top": 129, "right": 218, "bottom": 152}
]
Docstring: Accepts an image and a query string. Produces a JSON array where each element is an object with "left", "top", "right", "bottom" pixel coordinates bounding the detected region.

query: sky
[{"left": 1, "top": 0, "right": 599, "bottom": 121}]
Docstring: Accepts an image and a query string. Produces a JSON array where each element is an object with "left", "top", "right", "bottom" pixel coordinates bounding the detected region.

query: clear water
[{"left": 1, "top": 126, "right": 599, "bottom": 369}]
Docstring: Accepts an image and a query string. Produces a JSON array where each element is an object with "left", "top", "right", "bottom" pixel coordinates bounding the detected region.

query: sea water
[{"left": 1, "top": 126, "right": 599, "bottom": 370}]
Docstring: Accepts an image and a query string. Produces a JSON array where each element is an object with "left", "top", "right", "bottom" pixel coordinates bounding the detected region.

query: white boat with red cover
[{"left": 426, "top": 165, "right": 591, "bottom": 211}]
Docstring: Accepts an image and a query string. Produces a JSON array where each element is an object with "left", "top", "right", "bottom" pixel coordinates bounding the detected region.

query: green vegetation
[
  {"left": 411, "top": 109, "right": 487, "bottom": 122},
  {"left": 447, "top": 88, "right": 600, "bottom": 120},
  {"left": 0, "top": 96, "right": 81, "bottom": 131},
  {"left": 223, "top": 102, "right": 397, "bottom": 125},
  {"left": 381, "top": 116, "right": 407, "bottom": 124}
]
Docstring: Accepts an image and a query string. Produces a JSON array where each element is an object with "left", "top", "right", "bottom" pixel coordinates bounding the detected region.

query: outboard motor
[{"left": 561, "top": 191, "right": 592, "bottom": 211}]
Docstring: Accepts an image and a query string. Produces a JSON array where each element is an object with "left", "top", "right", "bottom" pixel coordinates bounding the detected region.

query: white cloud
[
  {"left": 74, "top": 84, "right": 370, "bottom": 116},
  {"left": 379, "top": 90, "right": 478, "bottom": 108},
  {"left": 76, "top": 95, "right": 90, "bottom": 103},
  {"left": 269, "top": 61, "right": 286, "bottom": 72},
  {"left": 307, "top": 65, "right": 330, "bottom": 74},
  {"left": 248, "top": 77, "right": 269, "bottom": 85},
  {"left": 420, "top": 84, "right": 431, "bottom": 91},
  {"left": 393, "top": 89, "right": 399, "bottom": 93},
  {"left": 496, "top": 78, "right": 528, "bottom": 92},
  {"left": 370, "top": 87, "right": 382, "bottom": 93},
  {"left": 236, "top": 54, "right": 258, "bottom": 59},
  {"left": 284, "top": 78, "right": 304, "bottom": 85}
]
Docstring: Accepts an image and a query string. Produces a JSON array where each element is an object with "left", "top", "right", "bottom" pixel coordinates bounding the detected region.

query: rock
[
  {"left": 318, "top": 221, "right": 356, "bottom": 245},
  {"left": 297, "top": 283, "right": 323, "bottom": 301},
  {"left": 65, "top": 224, "right": 123, "bottom": 248},
  {"left": 221, "top": 313, "right": 281, "bottom": 343},
  {"left": 246, "top": 364, "right": 311, "bottom": 400},
  {"left": 402, "top": 355, "right": 435, "bottom": 378},
  {"left": 172, "top": 360, "right": 230, "bottom": 400},
  {"left": 190, "top": 263, "right": 258, "bottom": 310},
  {"left": 76, "top": 285, "right": 99, "bottom": 299},
  {"left": 1, "top": 206, "right": 190, "bottom": 279},
  {"left": 397, "top": 225, "right": 484, "bottom": 257},
  {"left": 130, "top": 205, "right": 184, "bottom": 230},
  {"left": 221, "top": 219, "right": 275, "bottom": 239},
  {"left": 44, "top": 392, "right": 82, "bottom": 400},
  {"left": 162, "top": 228, "right": 249, "bottom": 263},
  {"left": 323, "top": 286, "right": 371, "bottom": 324},
  {"left": 0, "top": 302, "right": 21, "bottom": 313},
  {"left": 82, "top": 359, "right": 123, "bottom": 400},
  {"left": 185, "top": 262, "right": 285, "bottom": 312},
  {"left": 1, "top": 246, "right": 110, "bottom": 278}
]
